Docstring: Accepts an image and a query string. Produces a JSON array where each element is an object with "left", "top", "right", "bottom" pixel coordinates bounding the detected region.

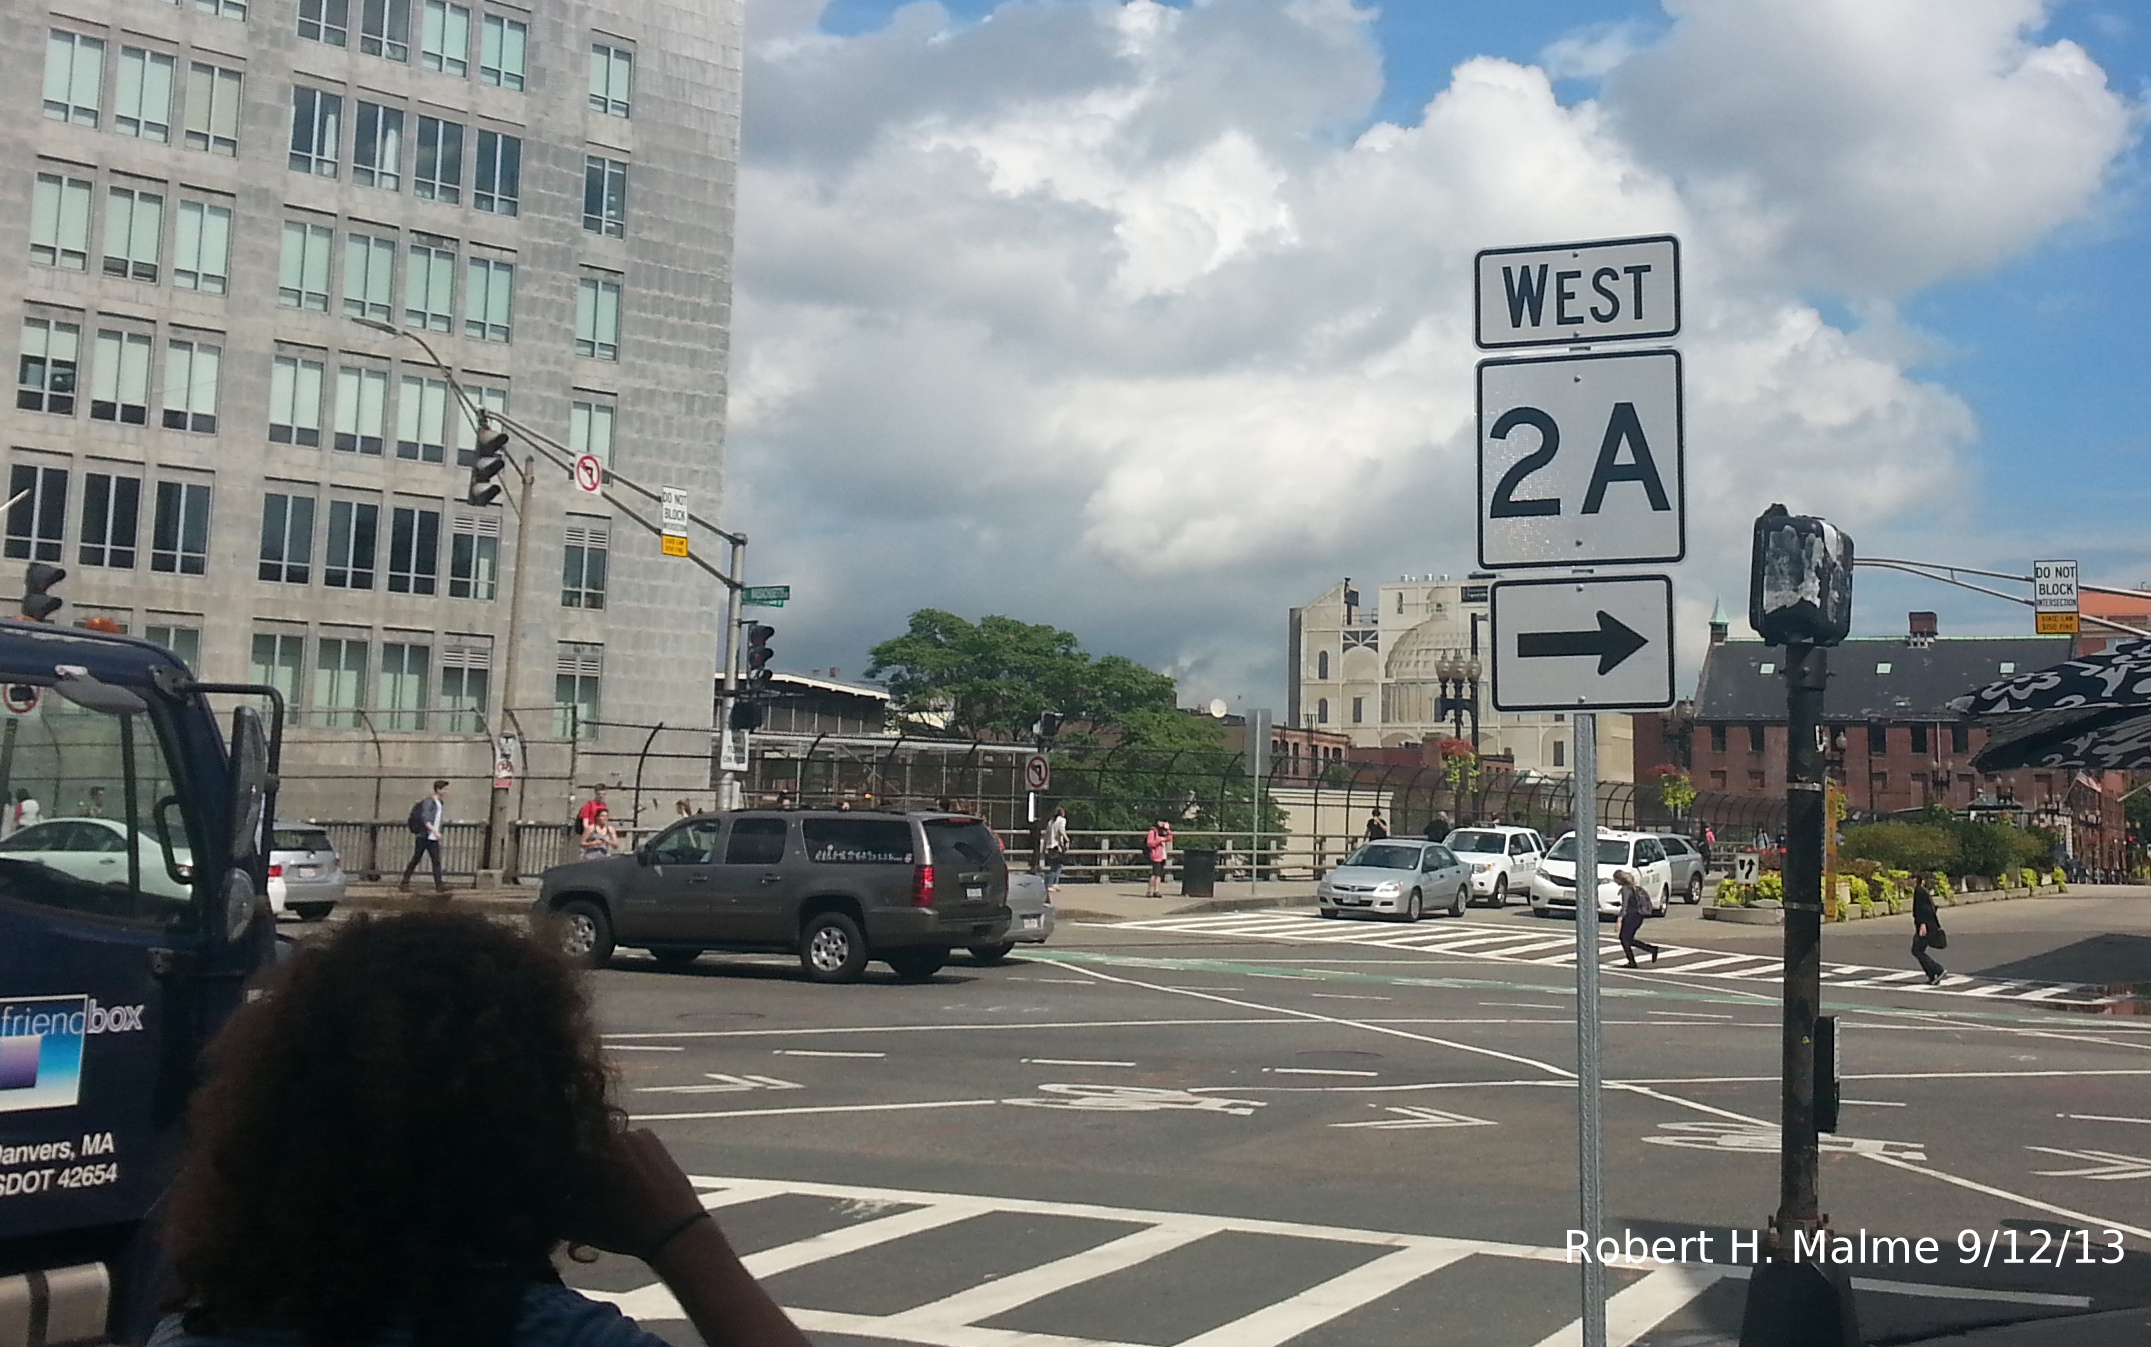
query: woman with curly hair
[{"left": 152, "top": 911, "right": 807, "bottom": 1347}]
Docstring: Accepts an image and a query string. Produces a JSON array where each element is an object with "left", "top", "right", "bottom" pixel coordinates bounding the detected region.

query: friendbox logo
[{"left": 0, "top": 996, "right": 146, "bottom": 1115}]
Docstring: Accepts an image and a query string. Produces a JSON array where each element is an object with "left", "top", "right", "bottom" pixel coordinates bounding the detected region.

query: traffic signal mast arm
[{"left": 1857, "top": 557, "right": 2151, "bottom": 640}]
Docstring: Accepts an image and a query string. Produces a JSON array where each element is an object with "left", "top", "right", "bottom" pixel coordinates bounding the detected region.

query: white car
[
  {"left": 0, "top": 815, "right": 194, "bottom": 902},
  {"left": 1318, "top": 840, "right": 1473, "bottom": 921},
  {"left": 1530, "top": 830, "right": 1674, "bottom": 918},
  {"left": 1442, "top": 826, "right": 1547, "bottom": 907}
]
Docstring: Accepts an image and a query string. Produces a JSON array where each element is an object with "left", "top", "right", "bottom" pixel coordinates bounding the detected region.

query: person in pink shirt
[{"left": 1144, "top": 819, "right": 1174, "bottom": 898}]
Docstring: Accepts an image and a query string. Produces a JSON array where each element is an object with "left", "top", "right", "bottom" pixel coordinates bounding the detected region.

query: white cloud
[{"left": 729, "top": 0, "right": 2133, "bottom": 704}]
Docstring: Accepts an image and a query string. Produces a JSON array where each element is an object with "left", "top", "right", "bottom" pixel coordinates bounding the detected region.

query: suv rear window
[
  {"left": 925, "top": 819, "right": 1001, "bottom": 868},
  {"left": 802, "top": 818, "right": 914, "bottom": 865},
  {"left": 274, "top": 829, "right": 335, "bottom": 854}
]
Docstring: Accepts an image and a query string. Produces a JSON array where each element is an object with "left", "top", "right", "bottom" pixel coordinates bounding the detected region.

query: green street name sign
[{"left": 742, "top": 585, "right": 791, "bottom": 607}]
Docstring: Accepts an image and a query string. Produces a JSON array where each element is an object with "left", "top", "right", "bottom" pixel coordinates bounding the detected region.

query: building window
[
  {"left": 314, "top": 637, "right": 367, "bottom": 727},
  {"left": 396, "top": 376, "right": 447, "bottom": 462},
  {"left": 44, "top": 32, "right": 105, "bottom": 127},
  {"left": 449, "top": 514, "right": 498, "bottom": 599},
  {"left": 18, "top": 318, "right": 80, "bottom": 415},
  {"left": 1708, "top": 725, "right": 1726, "bottom": 753},
  {"left": 270, "top": 355, "right": 325, "bottom": 446},
  {"left": 1951, "top": 724, "right": 1970, "bottom": 755},
  {"left": 561, "top": 523, "right": 607, "bottom": 609},
  {"left": 574, "top": 278, "right": 621, "bottom": 360},
  {"left": 115, "top": 48, "right": 175, "bottom": 141},
  {"left": 1351, "top": 696, "right": 1363, "bottom": 724},
  {"left": 440, "top": 645, "right": 490, "bottom": 732},
  {"left": 1317, "top": 698, "right": 1328, "bottom": 724},
  {"left": 1748, "top": 723, "right": 1765, "bottom": 753},
  {"left": 298, "top": 0, "right": 349, "bottom": 46},
  {"left": 279, "top": 222, "right": 334, "bottom": 310},
  {"left": 405, "top": 242, "right": 455, "bottom": 331},
  {"left": 421, "top": 0, "right": 469, "bottom": 74},
  {"left": 583, "top": 157, "right": 627, "bottom": 236},
  {"left": 344, "top": 232, "right": 396, "bottom": 320},
  {"left": 589, "top": 43, "right": 632, "bottom": 116},
  {"left": 104, "top": 187, "right": 164, "bottom": 283},
  {"left": 387, "top": 505, "right": 439, "bottom": 594},
  {"left": 1910, "top": 724, "right": 1930, "bottom": 755},
  {"left": 290, "top": 87, "right": 343, "bottom": 177},
  {"left": 152, "top": 481, "right": 210, "bottom": 574},
  {"left": 480, "top": 15, "right": 526, "bottom": 88},
  {"left": 1709, "top": 770, "right": 1727, "bottom": 791},
  {"left": 377, "top": 642, "right": 429, "bottom": 730},
  {"left": 1316, "top": 649, "right": 1328, "bottom": 680},
  {"left": 161, "top": 338, "right": 221, "bottom": 433},
  {"left": 172, "top": 200, "right": 232, "bottom": 293},
  {"left": 1871, "top": 772, "right": 1889, "bottom": 794},
  {"left": 451, "top": 384, "right": 506, "bottom": 466},
  {"left": 463, "top": 258, "right": 514, "bottom": 342},
  {"left": 555, "top": 643, "right": 602, "bottom": 738},
  {"left": 473, "top": 131, "right": 519, "bottom": 215},
  {"left": 5, "top": 466, "right": 70, "bottom": 562},
  {"left": 413, "top": 116, "right": 463, "bottom": 202},
  {"left": 323, "top": 499, "right": 379, "bottom": 589},
  {"left": 1552, "top": 739, "right": 1565, "bottom": 768},
  {"left": 259, "top": 492, "right": 316, "bottom": 584},
  {"left": 78, "top": 473, "right": 142, "bottom": 570},
  {"left": 144, "top": 622, "right": 201, "bottom": 666},
  {"left": 1749, "top": 771, "right": 1767, "bottom": 792},
  {"left": 359, "top": 0, "right": 411, "bottom": 60},
  {"left": 184, "top": 62, "right": 243, "bottom": 154},
  {"left": 1867, "top": 724, "right": 1886, "bottom": 754},
  {"left": 570, "top": 400, "right": 614, "bottom": 467},
  {"left": 353, "top": 102, "right": 405, "bottom": 190},
  {"left": 30, "top": 173, "right": 93, "bottom": 270},
  {"left": 90, "top": 329, "right": 153, "bottom": 424},
  {"left": 250, "top": 633, "right": 306, "bottom": 707},
  {"left": 334, "top": 365, "right": 388, "bottom": 454}
]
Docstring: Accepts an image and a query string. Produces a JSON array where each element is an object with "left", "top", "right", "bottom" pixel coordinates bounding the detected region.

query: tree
[{"left": 866, "top": 610, "right": 1176, "bottom": 740}]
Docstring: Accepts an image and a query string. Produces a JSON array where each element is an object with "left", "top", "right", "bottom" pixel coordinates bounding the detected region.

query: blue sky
[{"left": 735, "top": 1, "right": 2151, "bottom": 696}]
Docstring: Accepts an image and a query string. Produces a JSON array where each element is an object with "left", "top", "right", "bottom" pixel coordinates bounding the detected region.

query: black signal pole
[{"left": 1778, "top": 643, "right": 1826, "bottom": 1238}]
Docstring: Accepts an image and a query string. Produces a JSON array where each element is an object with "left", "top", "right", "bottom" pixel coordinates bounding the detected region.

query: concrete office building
[{"left": 6, "top": 0, "right": 741, "bottom": 815}]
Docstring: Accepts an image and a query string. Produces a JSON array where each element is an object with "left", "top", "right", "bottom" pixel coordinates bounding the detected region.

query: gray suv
[{"left": 533, "top": 809, "right": 1012, "bottom": 983}]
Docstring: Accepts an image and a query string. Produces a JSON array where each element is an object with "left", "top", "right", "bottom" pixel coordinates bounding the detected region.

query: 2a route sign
[
  {"left": 1491, "top": 575, "right": 1675, "bottom": 712},
  {"left": 1475, "top": 235, "right": 1680, "bottom": 349},
  {"left": 2034, "top": 559, "right": 2079, "bottom": 636},
  {"left": 1477, "top": 349, "right": 1685, "bottom": 570}
]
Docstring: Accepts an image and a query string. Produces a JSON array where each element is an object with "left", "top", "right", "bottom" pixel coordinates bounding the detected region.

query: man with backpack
[{"left": 400, "top": 780, "right": 450, "bottom": 893}]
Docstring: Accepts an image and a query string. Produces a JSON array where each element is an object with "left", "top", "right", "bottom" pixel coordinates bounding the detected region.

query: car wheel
[
  {"left": 1687, "top": 874, "right": 1703, "bottom": 905},
  {"left": 648, "top": 947, "right": 701, "bottom": 970},
  {"left": 1657, "top": 888, "right": 1671, "bottom": 917},
  {"left": 1404, "top": 889, "right": 1422, "bottom": 923},
  {"left": 554, "top": 899, "right": 615, "bottom": 970},
  {"left": 1492, "top": 876, "right": 1508, "bottom": 908},
  {"left": 1451, "top": 886, "right": 1467, "bottom": 918},
  {"left": 968, "top": 941, "right": 1016, "bottom": 965},
  {"left": 799, "top": 911, "right": 870, "bottom": 983},
  {"left": 292, "top": 903, "right": 333, "bottom": 922},
  {"left": 886, "top": 949, "right": 947, "bottom": 982}
]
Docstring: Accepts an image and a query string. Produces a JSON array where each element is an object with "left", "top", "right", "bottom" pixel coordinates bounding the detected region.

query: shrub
[
  {"left": 1930, "top": 872, "right": 1954, "bottom": 899},
  {"left": 1753, "top": 872, "right": 1784, "bottom": 904},
  {"left": 2018, "top": 866, "right": 2040, "bottom": 890},
  {"left": 1843, "top": 822, "right": 1956, "bottom": 874},
  {"left": 1715, "top": 881, "right": 1751, "bottom": 907}
]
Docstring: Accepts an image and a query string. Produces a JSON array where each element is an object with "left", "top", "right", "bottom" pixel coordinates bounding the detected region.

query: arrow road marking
[
  {"left": 1517, "top": 610, "right": 1650, "bottom": 674},
  {"left": 1330, "top": 1105, "right": 1498, "bottom": 1130},
  {"left": 2026, "top": 1146, "right": 2151, "bottom": 1180}
]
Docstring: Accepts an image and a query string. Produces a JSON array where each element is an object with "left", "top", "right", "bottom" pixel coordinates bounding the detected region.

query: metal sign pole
[{"left": 1574, "top": 710, "right": 1605, "bottom": 1347}]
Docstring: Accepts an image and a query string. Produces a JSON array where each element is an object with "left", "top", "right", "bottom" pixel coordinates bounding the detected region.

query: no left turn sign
[
  {"left": 1023, "top": 754, "right": 1051, "bottom": 792},
  {"left": 3, "top": 685, "right": 39, "bottom": 714},
  {"left": 573, "top": 454, "right": 604, "bottom": 495}
]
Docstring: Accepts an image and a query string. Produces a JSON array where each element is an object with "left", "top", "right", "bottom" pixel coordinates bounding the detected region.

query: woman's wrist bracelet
[{"left": 642, "top": 1210, "right": 712, "bottom": 1262}]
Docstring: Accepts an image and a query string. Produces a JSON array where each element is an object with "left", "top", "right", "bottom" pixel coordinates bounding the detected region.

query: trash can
[{"left": 1180, "top": 847, "right": 1218, "bottom": 898}]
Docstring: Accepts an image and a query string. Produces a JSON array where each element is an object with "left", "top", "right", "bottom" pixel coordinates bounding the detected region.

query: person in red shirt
[{"left": 576, "top": 785, "right": 609, "bottom": 834}]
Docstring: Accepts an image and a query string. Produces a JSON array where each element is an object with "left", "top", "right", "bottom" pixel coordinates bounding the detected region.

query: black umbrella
[{"left": 1952, "top": 639, "right": 2151, "bottom": 772}]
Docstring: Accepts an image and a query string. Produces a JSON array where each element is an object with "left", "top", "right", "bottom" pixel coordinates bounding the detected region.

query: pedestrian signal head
[{"left": 20, "top": 562, "right": 64, "bottom": 622}]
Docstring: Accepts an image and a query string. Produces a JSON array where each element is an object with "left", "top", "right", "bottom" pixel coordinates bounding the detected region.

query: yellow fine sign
[
  {"left": 662, "top": 535, "right": 690, "bottom": 558},
  {"left": 2036, "top": 612, "right": 2079, "bottom": 635}
]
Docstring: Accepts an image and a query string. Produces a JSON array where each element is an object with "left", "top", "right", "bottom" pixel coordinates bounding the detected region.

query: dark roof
[{"left": 1695, "top": 637, "right": 2073, "bottom": 722}]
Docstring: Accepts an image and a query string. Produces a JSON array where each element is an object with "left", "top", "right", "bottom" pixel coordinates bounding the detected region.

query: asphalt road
[{"left": 551, "top": 894, "right": 2151, "bottom": 1347}]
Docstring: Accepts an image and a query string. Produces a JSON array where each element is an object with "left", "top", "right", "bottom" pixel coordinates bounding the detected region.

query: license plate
[
  {"left": 1021, "top": 915, "right": 1042, "bottom": 929},
  {"left": 966, "top": 886, "right": 984, "bottom": 899},
  {"left": 297, "top": 866, "right": 319, "bottom": 878}
]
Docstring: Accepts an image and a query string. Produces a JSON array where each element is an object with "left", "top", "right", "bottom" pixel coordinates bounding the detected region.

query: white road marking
[
  {"left": 1531, "top": 1264, "right": 1732, "bottom": 1347},
  {"left": 1008, "top": 1084, "right": 1266, "bottom": 1115},
  {"left": 1647, "top": 1010, "right": 1733, "bottom": 1019},
  {"left": 604, "top": 1018, "right": 1310, "bottom": 1040},
  {"left": 605, "top": 1044, "right": 686, "bottom": 1052},
  {"left": 1309, "top": 992, "right": 1392, "bottom": 1001},
  {"left": 1841, "top": 1099, "right": 1908, "bottom": 1107},
  {"left": 1173, "top": 1243, "right": 1476, "bottom": 1347},
  {"left": 2025, "top": 1146, "right": 2151, "bottom": 1180},
  {"left": 1482, "top": 1001, "right": 1564, "bottom": 1009},
  {"left": 1330, "top": 1105, "right": 1497, "bottom": 1130},
  {"left": 636, "top": 1073, "right": 804, "bottom": 1095},
  {"left": 2063, "top": 1113, "right": 2151, "bottom": 1125},
  {"left": 746, "top": 1203, "right": 981, "bottom": 1276},
  {"left": 1022, "top": 1058, "right": 1137, "bottom": 1068},
  {"left": 875, "top": 1224, "right": 1213, "bottom": 1333},
  {"left": 773, "top": 1048, "right": 886, "bottom": 1058},
  {"left": 631, "top": 1099, "right": 999, "bottom": 1122},
  {"left": 1007, "top": 977, "right": 1096, "bottom": 985},
  {"left": 1263, "top": 1067, "right": 1380, "bottom": 1077}
]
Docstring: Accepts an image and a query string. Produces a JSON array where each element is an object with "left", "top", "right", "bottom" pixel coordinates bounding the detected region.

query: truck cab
[{"left": 0, "top": 623, "right": 278, "bottom": 1347}]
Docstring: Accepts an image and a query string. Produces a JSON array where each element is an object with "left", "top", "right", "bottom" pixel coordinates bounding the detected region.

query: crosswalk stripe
[
  {"left": 1171, "top": 1243, "right": 1476, "bottom": 1347},
  {"left": 789, "top": 1307, "right": 1131, "bottom": 1347},
  {"left": 742, "top": 1203, "right": 980, "bottom": 1277},
  {"left": 881, "top": 1224, "right": 1215, "bottom": 1333},
  {"left": 1529, "top": 1264, "right": 1732, "bottom": 1347}
]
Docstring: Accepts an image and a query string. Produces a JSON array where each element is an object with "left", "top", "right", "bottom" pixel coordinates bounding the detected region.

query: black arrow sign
[{"left": 1517, "top": 610, "right": 1650, "bottom": 675}]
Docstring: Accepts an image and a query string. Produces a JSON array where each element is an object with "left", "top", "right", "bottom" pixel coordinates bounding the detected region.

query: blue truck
[{"left": 0, "top": 620, "right": 280, "bottom": 1346}]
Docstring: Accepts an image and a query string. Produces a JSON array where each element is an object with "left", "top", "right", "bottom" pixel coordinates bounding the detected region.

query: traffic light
[
  {"left": 466, "top": 417, "right": 510, "bottom": 507},
  {"left": 728, "top": 700, "right": 764, "bottom": 731},
  {"left": 745, "top": 624, "right": 775, "bottom": 686},
  {"left": 1033, "top": 712, "right": 1065, "bottom": 739},
  {"left": 20, "top": 562, "right": 63, "bottom": 622}
]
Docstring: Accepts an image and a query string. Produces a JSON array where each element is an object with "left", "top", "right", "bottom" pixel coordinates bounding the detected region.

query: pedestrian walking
[
  {"left": 1144, "top": 819, "right": 1174, "bottom": 898},
  {"left": 10, "top": 788, "right": 40, "bottom": 836},
  {"left": 1700, "top": 824, "right": 1716, "bottom": 871},
  {"left": 1614, "top": 868, "right": 1659, "bottom": 967},
  {"left": 1423, "top": 812, "right": 1451, "bottom": 843},
  {"left": 1364, "top": 809, "right": 1389, "bottom": 842},
  {"left": 674, "top": 799, "right": 694, "bottom": 818},
  {"left": 576, "top": 784, "right": 610, "bottom": 835},
  {"left": 579, "top": 807, "right": 620, "bottom": 860},
  {"left": 1911, "top": 877, "right": 1946, "bottom": 984},
  {"left": 79, "top": 785, "right": 108, "bottom": 817},
  {"left": 1042, "top": 806, "right": 1070, "bottom": 892},
  {"left": 399, "top": 780, "right": 449, "bottom": 892},
  {"left": 154, "top": 912, "right": 811, "bottom": 1347}
]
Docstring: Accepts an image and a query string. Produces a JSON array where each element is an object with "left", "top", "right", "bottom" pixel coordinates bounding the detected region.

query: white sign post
[{"left": 2033, "top": 559, "right": 2079, "bottom": 636}]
